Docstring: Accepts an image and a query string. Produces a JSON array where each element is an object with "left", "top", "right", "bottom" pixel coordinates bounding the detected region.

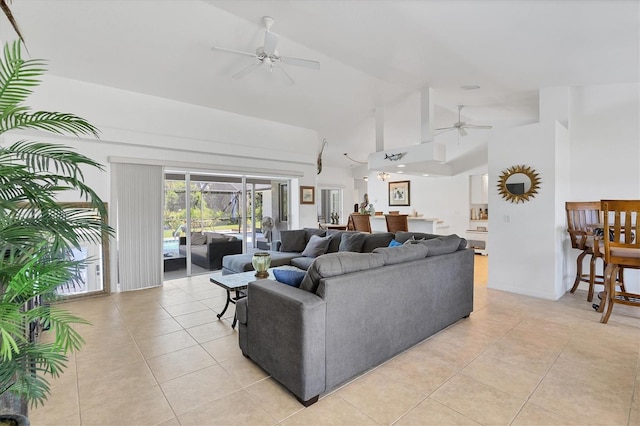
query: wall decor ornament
[
  {"left": 300, "top": 186, "right": 315, "bottom": 204},
  {"left": 497, "top": 164, "right": 541, "bottom": 203},
  {"left": 389, "top": 180, "right": 411, "bottom": 206}
]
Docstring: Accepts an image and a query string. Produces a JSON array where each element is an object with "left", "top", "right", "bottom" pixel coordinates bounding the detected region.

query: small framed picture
[
  {"left": 388, "top": 180, "right": 410, "bottom": 206},
  {"left": 300, "top": 186, "right": 315, "bottom": 205}
]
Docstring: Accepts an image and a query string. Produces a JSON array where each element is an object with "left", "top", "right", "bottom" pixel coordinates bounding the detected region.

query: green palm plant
[{"left": 0, "top": 39, "right": 112, "bottom": 413}]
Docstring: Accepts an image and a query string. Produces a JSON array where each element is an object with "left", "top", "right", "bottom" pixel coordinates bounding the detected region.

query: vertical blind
[{"left": 112, "top": 163, "right": 163, "bottom": 291}]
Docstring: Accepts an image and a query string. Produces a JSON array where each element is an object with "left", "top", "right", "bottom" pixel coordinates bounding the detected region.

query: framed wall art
[
  {"left": 300, "top": 186, "right": 315, "bottom": 205},
  {"left": 388, "top": 180, "right": 410, "bottom": 206}
]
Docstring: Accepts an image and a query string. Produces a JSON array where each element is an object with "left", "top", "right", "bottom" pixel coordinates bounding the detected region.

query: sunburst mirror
[{"left": 497, "top": 165, "right": 541, "bottom": 203}]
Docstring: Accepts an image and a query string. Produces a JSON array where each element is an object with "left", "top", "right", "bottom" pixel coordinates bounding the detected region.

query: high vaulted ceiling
[{"left": 6, "top": 0, "right": 639, "bottom": 170}]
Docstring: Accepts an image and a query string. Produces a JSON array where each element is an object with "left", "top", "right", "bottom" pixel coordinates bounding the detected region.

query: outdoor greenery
[
  {"left": 164, "top": 180, "right": 263, "bottom": 237},
  {"left": 0, "top": 40, "right": 111, "bottom": 409}
]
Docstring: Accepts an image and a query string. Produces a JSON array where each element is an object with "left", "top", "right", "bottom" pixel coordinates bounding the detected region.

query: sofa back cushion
[
  {"left": 372, "top": 244, "right": 428, "bottom": 265},
  {"left": 404, "top": 234, "right": 467, "bottom": 256},
  {"left": 361, "top": 232, "right": 395, "bottom": 253},
  {"left": 338, "top": 232, "right": 366, "bottom": 252},
  {"left": 394, "top": 231, "right": 440, "bottom": 244},
  {"left": 191, "top": 233, "right": 207, "bottom": 245},
  {"left": 279, "top": 229, "right": 307, "bottom": 252},
  {"left": 300, "top": 252, "right": 385, "bottom": 293}
]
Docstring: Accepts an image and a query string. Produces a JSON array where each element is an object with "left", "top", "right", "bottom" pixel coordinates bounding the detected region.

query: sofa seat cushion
[
  {"left": 300, "top": 252, "right": 385, "bottom": 293},
  {"left": 404, "top": 234, "right": 467, "bottom": 256},
  {"left": 373, "top": 244, "right": 428, "bottom": 265},
  {"left": 290, "top": 256, "right": 315, "bottom": 271},
  {"left": 222, "top": 251, "right": 302, "bottom": 274}
]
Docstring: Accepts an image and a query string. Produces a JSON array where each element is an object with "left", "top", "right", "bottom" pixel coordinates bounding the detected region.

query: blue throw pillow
[
  {"left": 388, "top": 239, "right": 403, "bottom": 247},
  {"left": 273, "top": 269, "right": 306, "bottom": 287}
]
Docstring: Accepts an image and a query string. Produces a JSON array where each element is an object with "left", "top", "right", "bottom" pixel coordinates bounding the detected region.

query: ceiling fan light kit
[{"left": 212, "top": 16, "right": 320, "bottom": 85}]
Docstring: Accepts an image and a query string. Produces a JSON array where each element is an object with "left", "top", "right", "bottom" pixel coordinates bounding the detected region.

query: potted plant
[{"left": 0, "top": 40, "right": 111, "bottom": 424}]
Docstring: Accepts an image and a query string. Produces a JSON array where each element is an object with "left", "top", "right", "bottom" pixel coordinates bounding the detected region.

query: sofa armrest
[{"left": 243, "top": 280, "right": 326, "bottom": 402}]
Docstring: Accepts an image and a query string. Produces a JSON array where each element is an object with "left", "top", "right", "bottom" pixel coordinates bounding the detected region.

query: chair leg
[
  {"left": 600, "top": 264, "right": 618, "bottom": 323},
  {"left": 618, "top": 267, "right": 626, "bottom": 294},
  {"left": 570, "top": 250, "right": 588, "bottom": 293},
  {"left": 587, "top": 254, "right": 598, "bottom": 302}
]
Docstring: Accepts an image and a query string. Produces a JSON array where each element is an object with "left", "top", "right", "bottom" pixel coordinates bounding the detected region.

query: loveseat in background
[{"left": 179, "top": 232, "right": 242, "bottom": 270}]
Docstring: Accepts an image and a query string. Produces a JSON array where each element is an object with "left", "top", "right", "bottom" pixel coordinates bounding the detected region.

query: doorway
[{"left": 163, "top": 172, "right": 288, "bottom": 279}]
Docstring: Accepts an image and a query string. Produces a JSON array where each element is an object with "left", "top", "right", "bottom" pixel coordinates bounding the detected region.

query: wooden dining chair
[
  {"left": 385, "top": 214, "right": 409, "bottom": 233},
  {"left": 565, "top": 201, "right": 606, "bottom": 301},
  {"left": 597, "top": 200, "right": 640, "bottom": 323},
  {"left": 347, "top": 213, "right": 372, "bottom": 233}
]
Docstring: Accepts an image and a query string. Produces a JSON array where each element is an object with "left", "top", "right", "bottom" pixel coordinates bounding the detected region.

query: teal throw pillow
[
  {"left": 388, "top": 239, "right": 403, "bottom": 247},
  {"left": 273, "top": 269, "right": 306, "bottom": 287}
]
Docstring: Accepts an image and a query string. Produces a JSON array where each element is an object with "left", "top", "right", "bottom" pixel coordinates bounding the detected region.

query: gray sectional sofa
[
  {"left": 222, "top": 228, "right": 433, "bottom": 274},
  {"left": 233, "top": 230, "right": 474, "bottom": 406}
]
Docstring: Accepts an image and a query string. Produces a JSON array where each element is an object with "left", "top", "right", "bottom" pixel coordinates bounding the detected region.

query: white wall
[
  {"left": 364, "top": 171, "right": 479, "bottom": 237},
  {"left": 566, "top": 83, "right": 640, "bottom": 293},
  {"left": 8, "top": 75, "right": 323, "bottom": 291},
  {"left": 318, "top": 165, "right": 355, "bottom": 223},
  {"left": 488, "top": 83, "right": 640, "bottom": 299},
  {"left": 22, "top": 75, "right": 320, "bottom": 231},
  {"left": 488, "top": 121, "right": 569, "bottom": 299}
]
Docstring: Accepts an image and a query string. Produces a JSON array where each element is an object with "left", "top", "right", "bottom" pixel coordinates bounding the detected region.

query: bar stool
[{"left": 385, "top": 214, "right": 408, "bottom": 233}]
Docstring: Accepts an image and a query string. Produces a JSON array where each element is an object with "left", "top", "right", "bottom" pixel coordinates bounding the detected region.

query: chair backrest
[
  {"left": 601, "top": 200, "right": 640, "bottom": 268},
  {"left": 385, "top": 214, "right": 408, "bottom": 233},
  {"left": 565, "top": 201, "right": 601, "bottom": 250},
  {"left": 348, "top": 213, "right": 372, "bottom": 233}
]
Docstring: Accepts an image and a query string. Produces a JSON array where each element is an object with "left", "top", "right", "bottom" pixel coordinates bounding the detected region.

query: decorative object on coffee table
[{"left": 252, "top": 252, "right": 271, "bottom": 278}]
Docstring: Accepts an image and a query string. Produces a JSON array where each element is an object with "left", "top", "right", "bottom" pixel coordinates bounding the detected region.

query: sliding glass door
[{"left": 163, "top": 172, "right": 286, "bottom": 278}]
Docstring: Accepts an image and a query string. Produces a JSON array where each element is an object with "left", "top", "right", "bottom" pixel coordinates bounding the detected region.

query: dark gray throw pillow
[
  {"left": 339, "top": 232, "right": 366, "bottom": 252},
  {"left": 301, "top": 234, "right": 332, "bottom": 258},
  {"left": 279, "top": 229, "right": 307, "bottom": 252}
]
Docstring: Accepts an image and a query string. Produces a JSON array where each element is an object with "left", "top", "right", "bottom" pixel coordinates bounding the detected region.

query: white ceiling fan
[
  {"left": 435, "top": 105, "right": 493, "bottom": 140},
  {"left": 212, "top": 16, "right": 320, "bottom": 86}
]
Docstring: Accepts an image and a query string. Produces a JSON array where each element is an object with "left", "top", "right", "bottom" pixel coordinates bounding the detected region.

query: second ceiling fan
[
  {"left": 435, "top": 105, "right": 493, "bottom": 139},
  {"left": 212, "top": 16, "right": 320, "bottom": 86}
]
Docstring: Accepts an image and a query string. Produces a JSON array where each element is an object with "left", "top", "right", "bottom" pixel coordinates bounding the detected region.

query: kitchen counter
[{"left": 370, "top": 216, "right": 446, "bottom": 234}]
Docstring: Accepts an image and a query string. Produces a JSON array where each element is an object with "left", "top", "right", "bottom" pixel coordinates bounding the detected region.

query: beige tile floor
[{"left": 31, "top": 256, "right": 640, "bottom": 425}]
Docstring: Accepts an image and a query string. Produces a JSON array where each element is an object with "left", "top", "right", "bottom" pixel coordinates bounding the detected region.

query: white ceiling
[{"left": 6, "top": 0, "right": 639, "bottom": 170}]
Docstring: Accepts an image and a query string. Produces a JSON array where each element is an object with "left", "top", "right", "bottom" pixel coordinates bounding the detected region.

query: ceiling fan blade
[
  {"left": 463, "top": 124, "right": 493, "bottom": 129},
  {"left": 458, "top": 127, "right": 468, "bottom": 137},
  {"left": 212, "top": 46, "right": 256, "bottom": 58},
  {"left": 272, "top": 65, "right": 295, "bottom": 86},
  {"left": 232, "top": 62, "right": 261, "bottom": 79},
  {"left": 264, "top": 31, "right": 278, "bottom": 56},
  {"left": 280, "top": 56, "right": 321, "bottom": 70},
  {"left": 434, "top": 126, "right": 456, "bottom": 131}
]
